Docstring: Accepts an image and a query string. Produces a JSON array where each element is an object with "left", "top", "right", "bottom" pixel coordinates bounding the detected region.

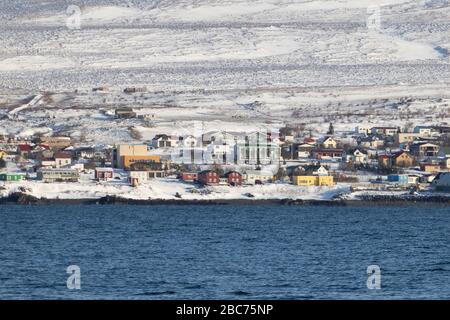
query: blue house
[{"left": 387, "top": 174, "right": 409, "bottom": 185}]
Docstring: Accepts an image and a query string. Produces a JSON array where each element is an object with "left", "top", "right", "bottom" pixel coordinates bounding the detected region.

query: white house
[
  {"left": 320, "top": 137, "right": 337, "bottom": 149},
  {"left": 413, "top": 126, "right": 433, "bottom": 137},
  {"left": 179, "top": 135, "right": 198, "bottom": 148},
  {"left": 370, "top": 127, "right": 399, "bottom": 136},
  {"left": 41, "top": 159, "right": 57, "bottom": 168},
  {"left": 151, "top": 134, "right": 178, "bottom": 148},
  {"left": 54, "top": 152, "right": 72, "bottom": 168},
  {"left": 300, "top": 164, "right": 329, "bottom": 176},
  {"left": 204, "top": 143, "right": 234, "bottom": 164},
  {"left": 128, "top": 171, "right": 148, "bottom": 185},
  {"left": 344, "top": 149, "right": 368, "bottom": 164},
  {"left": 245, "top": 170, "right": 274, "bottom": 185},
  {"left": 296, "top": 143, "right": 315, "bottom": 158},
  {"left": 355, "top": 125, "right": 371, "bottom": 135}
]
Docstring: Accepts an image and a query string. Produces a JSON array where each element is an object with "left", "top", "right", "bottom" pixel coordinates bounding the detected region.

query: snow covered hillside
[
  {"left": 0, "top": 1, "right": 449, "bottom": 144},
  {"left": 0, "top": 0, "right": 449, "bottom": 90}
]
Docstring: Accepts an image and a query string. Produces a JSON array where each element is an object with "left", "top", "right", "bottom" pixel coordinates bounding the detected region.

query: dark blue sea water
[{"left": 0, "top": 204, "right": 449, "bottom": 300}]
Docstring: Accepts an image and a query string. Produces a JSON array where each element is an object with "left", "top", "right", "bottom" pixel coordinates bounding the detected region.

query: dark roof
[
  {"left": 153, "top": 134, "right": 170, "bottom": 140},
  {"left": 18, "top": 144, "right": 32, "bottom": 152},
  {"left": 225, "top": 171, "right": 242, "bottom": 176},
  {"left": 199, "top": 170, "right": 217, "bottom": 174},
  {"left": 347, "top": 148, "right": 368, "bottom": 154},
  {"left": 115, "top": 107, "right": 134, "bottom": 112},
  {"left": 54, "top": 152, "right": 72, "bottom": 159},
  {"left": 313, "top": 148, "right": 344, "bottom": 153}
]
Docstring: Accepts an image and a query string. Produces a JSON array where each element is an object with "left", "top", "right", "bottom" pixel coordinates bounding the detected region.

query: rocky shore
[{"left": 1, "top": 192, "right": 449, "bottom": 207}]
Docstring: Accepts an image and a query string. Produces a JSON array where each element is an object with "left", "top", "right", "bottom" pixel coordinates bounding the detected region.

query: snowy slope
[
  {"left": 0, "top": 1, "right": 449, "bottom": 145},
  {"left": 0, "top": 0, "right": 448, "bottom": 89}
]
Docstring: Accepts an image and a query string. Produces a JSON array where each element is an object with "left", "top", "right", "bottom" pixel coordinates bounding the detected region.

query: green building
[{"left": 0, "top": 173, "right": 26, "bottom": 182}]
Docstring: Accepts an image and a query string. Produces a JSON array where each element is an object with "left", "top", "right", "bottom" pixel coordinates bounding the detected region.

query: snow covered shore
[
  {"left": 0, "top": 178, "right": 350, "bottom": 201},
  {"left": 1, "top": 178, "right": 449, "bottom": 205}
]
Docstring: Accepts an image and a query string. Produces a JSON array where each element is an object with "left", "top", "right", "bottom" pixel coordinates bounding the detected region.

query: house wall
[
  {"left": 198, "top": 172, "right": 219, "bottom": 185},
  {"left": 122, "top": 155, "right": 161, "bottom": 170},
  {"left": 37, "top": 170, "right": 79, "bottom": 182},
  {"left": 245, "top": 173, "right": 273, "bottom": 185},
  {"left": 115, "top": 145, "right": 149, "bottom": 168},
  {"left": 395, "top": 154, "right": 414, "bottom": 167},
  {"left": 294, "top": 176, "right": 334, "bottom": 186},
  {"left": 227, "top": 172, "right": 242, "bottom": 185}
]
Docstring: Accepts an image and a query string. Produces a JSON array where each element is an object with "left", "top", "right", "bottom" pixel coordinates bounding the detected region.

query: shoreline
[{"left": 1, "top": 192, "right": 449, "bottom": 207}]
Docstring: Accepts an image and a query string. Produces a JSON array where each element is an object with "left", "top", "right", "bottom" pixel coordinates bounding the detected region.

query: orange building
[{"left": 122, "top": 155, "right": 161, "bottom": 170}]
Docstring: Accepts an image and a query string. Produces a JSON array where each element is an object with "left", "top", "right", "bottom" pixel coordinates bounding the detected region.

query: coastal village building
[
  {"left": 37, "top": 168, "right": 79, "bottom": 183},
  {"left": 370, "top": 127, "right": 399, "bottom": 136},
  {"left": 358, "top": 136, "right": 385, "bottom": 149},
  {"left": 395, "top": 133, "right": 422, "bottom": 145},
  {"left": 378, "top": 151, "right": 414, "bottom": 168},
  {"left": 180, "top": 172, "right": 198, "bottom": 182},
  {"left": 311, "top": 148, "right": 344, "bottom": 160},
  {"left": 17, "top": 144, "right": 32, "bottom": 157},
  {"left": 293, "top": 165, "right": 334, "bottom": 187},
  {"left": 178, "top": 135, "right": 198, "bottom": 148},
  {"left": 355, "top": 125, "right": 372, "bottom": 135},
  {"left": 420, "top": 162, "right": 442, "bottom": 173},
  {"left": 0, "top": 172, "right": 26, "bottom": 181},
  {"left": 244, "top": 170, "right": 274, "bottom": 185},
  {"left": 115, "top": 107, "right": 136, "bottom": 119},
  {"left": 234, "top": 132, "right": 280, "bottom": 165},
  {"left": 75, "top": 147, "right": 96, "bottom": 159},
  {"left": 128, "top": 171, "right": 148, "bottom": 186},
  {"left": 294, "top": 143, "right": 315, "bottom": 159},
  {"left": 121, "top": 155, "right": 161, "bottom": 170},
  {"left": 151, "top": 135, "right": 178, "bottom": 148},
  {"left": 40, "top": 158, "right": 57, "bottom": 168},
  {"left": 39, "top": 136, "right": 72, "bottom": 149},
  {"left": 387, "top": 174, "right": 406, "bottom": 184},
  {"left": 198, "top": 170, "right": 220, "bottom": 186},
  {"left": 54, "top": 152, "right": 72, "bottom": 168},
  {"left": 224, "top": 171, "right": 243, "bottom": 186},
  {"left": 409, "top": 142, "right": 440, "bottom": 158},
  {"left": 344, "top": 148, "right": 368, "bottom": 164},
  {"left": 95, "top": 168, "right": 114, "bottom": 181},
  {"left": 320, "top": 136, "right": 337, "bottom": 149},
  {"left": 205, "top": 143, "right": 234, "bottom": 164},
  {"left": 113, "top": 144, "right": 160, "bottom": 169},
  {"left": 293, "top": 175, "right": 334, "bottom": 187},
  {"left": 413, "top": 126, "right": 433, "bottom": 136}
]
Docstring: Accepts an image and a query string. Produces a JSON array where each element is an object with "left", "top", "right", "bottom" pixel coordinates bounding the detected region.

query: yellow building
[
  {"left": 114, "top": 144, "right": 152, "bottom": 168},
  {"left": 294, "top": 175, "right": 334, "bottom": 187},
  {"left": 122, "top": 155, "right": 161, "bottom": 170}
]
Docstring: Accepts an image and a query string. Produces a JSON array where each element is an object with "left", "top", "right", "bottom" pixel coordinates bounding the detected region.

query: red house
[
  {"left": 180, "top": 172, "right": 198, "bottom": 182},
  {"left": 17, "top": 144, "right": 32, "bottom": 156},
  {"left": 95, "top": 168, "right": 114, "bottom": 181},
  {"left": 225, "top": 171, "right": 242, "bottom": 186},
  {"left": 198, "top": 170, "right": 219, "bottom": 185}
]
